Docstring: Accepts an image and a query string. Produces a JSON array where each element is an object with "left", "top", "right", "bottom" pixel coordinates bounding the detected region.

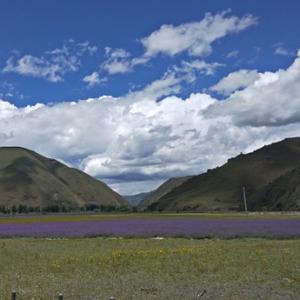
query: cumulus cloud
[
  {"left": 140, "top": 11, "right": 256, "bottom": 58},
  {"left": 206, "top": 50, "right": 300, "bottom": 127},
  {"left": 101, "top": 47, "right": 132, "bottom": 74},
  {"left": 101, "top": 47, "right": 152, "bottom": 75},
  {"left": 1, "top": 51, "right": 300, "bottom": 194},
  {"left": 124, "top": 71, "right": 184, "bottom": 102},
  {"left": 3, "top": 40, "right": 97, "bottom": 82},
  {"left": 83, "top": 72, "right": 105, "bottom": 87},
  {"left": 100, "top": 12, "right": 255, "bottom": 76},
  {"left": 210, "top": 69, "right": 260, "bottom": 95}
]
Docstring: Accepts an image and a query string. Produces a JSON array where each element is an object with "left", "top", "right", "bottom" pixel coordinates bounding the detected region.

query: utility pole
[{"left": 242, "top": 186, "right": 248, "bottom": 213}]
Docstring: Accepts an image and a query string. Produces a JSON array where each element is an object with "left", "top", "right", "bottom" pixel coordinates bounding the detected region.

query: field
[
  {"left": 0, "top": 213, "right": 299, "bottom": 299},
  {"left": 0, "top": 238, "right": 300, "bottom": 299},
  {"left": 0, "top": 212, "right": 300, "bottom": 238}
]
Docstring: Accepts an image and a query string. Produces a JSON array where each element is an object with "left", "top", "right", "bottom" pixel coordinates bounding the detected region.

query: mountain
[
  {"left": 124, "top": 176, "right": 191, "bottom": 208},
  {"left": 147, "top": 138, "right": 300, "bottom": 211},
  {"left": 0, "top": 147, "right": 127, "bottom": 210},
  {"left": 138, "top": 176, "right": 191, "bottom": 210},
  {"left": 261, "top": 167, "right": 300, "bottom": 210},
  {"left": 123, "top": 192, "right": 150, "bottom": 207}
]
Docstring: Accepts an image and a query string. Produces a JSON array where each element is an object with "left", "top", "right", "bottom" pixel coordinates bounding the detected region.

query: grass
[
  {"left": 1, "top": 212, "right": 299, "bottom": 224},
  {"left": 0, "top": 238, "right": 299, "bottom": 299}
]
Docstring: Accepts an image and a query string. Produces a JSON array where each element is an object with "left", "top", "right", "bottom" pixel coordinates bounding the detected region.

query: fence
[
  {"left": 10, "top": 290, "right": 116, "bottom": 300},
  {"left": 9, "top": 289, "right": 208, "bottom": 299}
]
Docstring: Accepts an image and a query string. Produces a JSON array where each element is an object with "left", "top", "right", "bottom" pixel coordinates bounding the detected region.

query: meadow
[
  {"left": 0, "top": 238, "right": 299, "bottom": 299},
  {"left": 0, "top": 213, "right": 299, "bottom": 299}
]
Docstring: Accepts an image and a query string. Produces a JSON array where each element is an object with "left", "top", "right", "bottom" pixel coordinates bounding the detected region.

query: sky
[{"left": 0, "top": 1, "right": 300, "bottom": 194}]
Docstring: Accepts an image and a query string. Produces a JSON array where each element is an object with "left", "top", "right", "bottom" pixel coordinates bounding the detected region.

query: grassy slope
[
  {"left": 262, "top": 167, "right": 300, "bottom": 210},
  {"left": 0, "top": 147, "right": 127, "bottom": 208},
  {"left": 0, "top": 238, "right": 299, "bottom": 299},
  {"left": 138, "top": 177, "right": 191, "bottom": 210},
  {"left": 149, "top": 138, "right": 300, "bottom": 211}
]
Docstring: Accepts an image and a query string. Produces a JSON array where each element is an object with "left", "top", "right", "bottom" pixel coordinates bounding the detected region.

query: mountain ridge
[
  {"left": 147, "top": 137, "right": 300, "bottom": 211},
  {"left": 138, "top": 176, "right": 192, "bottom": 210},
  {"left": 0, "top": 147, "right": 127, "bottom": 210}
]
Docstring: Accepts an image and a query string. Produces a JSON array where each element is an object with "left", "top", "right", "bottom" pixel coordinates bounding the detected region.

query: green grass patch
[
  {"left": 0, "top": 238, "right": 299, "bottom": 299},
  {"left": 1, "top": 212, "right": 299, "bottom": 224}
]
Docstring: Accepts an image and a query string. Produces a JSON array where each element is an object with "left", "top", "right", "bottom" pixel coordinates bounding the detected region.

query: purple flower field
[{"left": 0, "top": 218, "right": 300, "bottom": 238}]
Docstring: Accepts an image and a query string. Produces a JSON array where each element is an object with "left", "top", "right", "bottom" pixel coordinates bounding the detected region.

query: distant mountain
[
  {"left": 138, "top": 177, "right": 192, "bottom": 210},
  {"left": 147, "top": 138, "right": 300, "bottom": 211},
  {"left": 124, "top": 177, "right": 191, "bottom": 208},
  {"left": 0, "top": 147, "right": 127, "bottom": 210},
  {"left": 123, "top": 192, "right": 150, "bottom": 207}
]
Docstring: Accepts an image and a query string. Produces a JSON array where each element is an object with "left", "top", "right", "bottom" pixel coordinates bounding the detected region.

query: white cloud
[
  {"left": 140, "top": 11, "right": 256, "bottom": 58},
  {"left": 227, "top": 50, "right": 239, "bottom": 58},
  {"left": 77, "top": 41, "right": 98, "bottom": 55},
  {"left": 100, "top": 12, "right": 255, "bottom": 76},
  {"left": 109, "top": 179, "right": 165, "bottom": 196},
  {"left": 0, "top": 100, "right": 18, "bottom": 120},
  {"left": 177, "top": 60, "right": 224, "bottom": 77},
  {"left": 206, "top": 50, "right": 300, "bottom": 127},
  {"left": 104, "top": 47, "right": 129, "bottom": 59},
  {"left": 124, "top": 71, "right": 184, "bottom": 102},
  {"left": 103, "top": 61, "right": 131, "bottom": 74},
  {"left": 83, "top": 72, "right": 105, "bottom": 87},
  {"left": 102, "top": 47, "right": 132, "bottom": 74},
  {"left": 274, "top": 46, "right": 295, "bottom": 57},
  {"left": 210, "top": 69, "right": 260, "bottom": 96},
  {"left": 4, "top": 55, "right": 67, "bottom": 82},
  {"left": 0, "top": 82, "right": 24, "bottom": 100},
  {"left": 1, "top": 50, "right": 300, "bottom": 194},
  {"left": 3, "top": 40, "right": 97, "bottom": 82}
]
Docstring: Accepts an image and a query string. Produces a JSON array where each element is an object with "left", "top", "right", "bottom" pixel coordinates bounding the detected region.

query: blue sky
[
  {"left": 0, "top": 1, "right": 300, "bottom": 194},
  {"left": 1, "top": 0, "right": 299, "bottom": 104}
]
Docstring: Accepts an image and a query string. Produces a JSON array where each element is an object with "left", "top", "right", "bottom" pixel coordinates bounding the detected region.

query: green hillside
[
  {"left": 261, "top": 167, "right": 300, "bottom": 210},
  {"left": 138, "top": 177, "right": 191, "bottom": 210},
  {"left": 147, "top": 138, "right": 300, "bottom": 211},
  {"left": 0, "top": 147, "right": 127, "bottom": 210}
]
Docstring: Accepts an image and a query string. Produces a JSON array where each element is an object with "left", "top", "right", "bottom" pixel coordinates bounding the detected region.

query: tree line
[{"left": 0, "top": 204, "right": 130, "bottom": 214}]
